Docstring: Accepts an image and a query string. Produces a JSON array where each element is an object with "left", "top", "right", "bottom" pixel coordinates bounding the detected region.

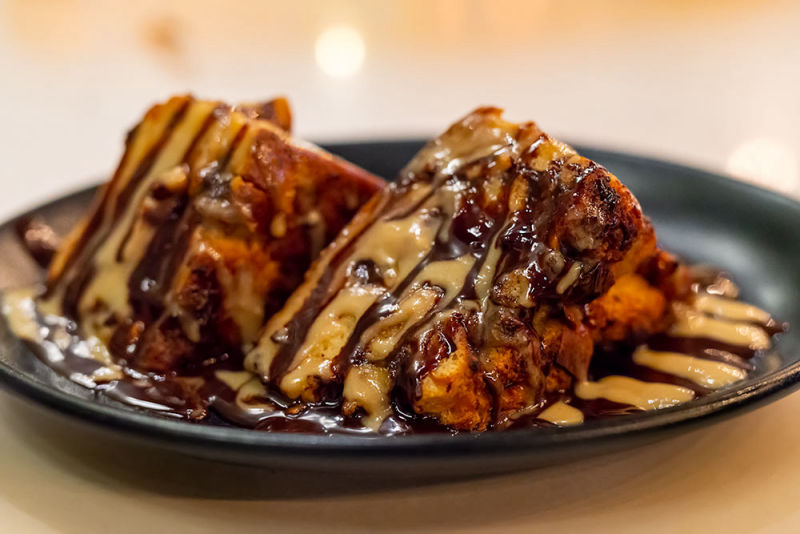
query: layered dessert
[
  {"left": 244, "top": 108, "right": 780, "bottom": 432},
  {"left": 9, "top": 95, "right": 383, "bottom": 414},
  {"left": 3, "top": 99, "right": 783, "bottom": 433}
]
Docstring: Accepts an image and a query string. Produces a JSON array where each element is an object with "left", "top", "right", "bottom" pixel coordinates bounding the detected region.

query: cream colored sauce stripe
[
  {"left": 76, "top": 101, "right": 219, "bottom": 339},
  {"left": 575, "top": 376, "right": 695, "bottom": 411},
  {"left": 693, "top": 293, "right": 772, "bottom": 325},
  {"left": 670, "top": 304, "right": 771, "bottom": 350},
  {"left": 215, "top": 370, "right": 255, "bottom": 391},
  {"left": 632, "top": 346, "right": 747, "bottom": 390},
  {"left": 2, "top": 288, "right": 43, "bottom": 342},
  {"left": 537, "top": 401, "right": 584, "bottom": 426}
]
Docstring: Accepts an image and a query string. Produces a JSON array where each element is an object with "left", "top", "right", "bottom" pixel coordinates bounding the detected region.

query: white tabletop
[{"left": 1, "top": 1, "right": 799, "bottom": 532}]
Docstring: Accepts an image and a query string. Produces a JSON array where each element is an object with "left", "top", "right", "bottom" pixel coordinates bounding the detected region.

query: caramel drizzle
[
  {"left": 247, "top": 125, "right": 527, "bottom": 419},
  {"left": 49, "top": 97, "right": 193, "bottom": 316},
  {"left": 2, "top": 278, "right": 781, "bottom": 433},
  {"left": 575, "top": 376, "right": 696, "bottom": 411},
  {"left": 6, "top": 102, "right": 783, "bottom": 433},
  {"left": 124, "top": 116, "right": 251, "bottom": 354},
  {"left": 568, "top": 294, "right": 775, "bottom": 414},
  {"left": 537, "top": 401, "right": 584, "bottom": 426},
  {"left": 631, "top": 346, "right": 746, "bottom": 390},
  {"left": 248, "top": 115, "right": 625, "bottom": 429},
  {"left": 45, "top": 97, "right": 328, "bottom": 367},
  {"left": 256, "top": 168, "right": 516, "bottom": 407}
]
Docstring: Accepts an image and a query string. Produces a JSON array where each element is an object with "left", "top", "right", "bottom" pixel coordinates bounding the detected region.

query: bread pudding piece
[
  {"left": 586, "top": 250, "right": 691, "bottom": 344},
  {"left": 247, "top": 107, "right": 680, "bottom": 431},
  {"left": 43, "top": 95, "right": 383, "bottom": 374}
]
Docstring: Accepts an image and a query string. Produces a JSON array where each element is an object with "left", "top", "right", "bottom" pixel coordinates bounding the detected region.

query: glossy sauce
[
  {"left": 244, "top": 110, "right": 654, "bottom": 432},
  {"left": 3, "top": 264, "right": 784, "bottom": 434},
  {"left": 4, "top": 105, "right": 785, "bottom": 434}
]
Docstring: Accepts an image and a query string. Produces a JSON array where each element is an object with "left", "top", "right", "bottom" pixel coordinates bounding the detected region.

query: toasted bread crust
[
  {"left": 247, "top": 108, "right": 680, "bottom": 431},
  {"left": 47, "top": 96, "right": 383, "bottom": 373}
]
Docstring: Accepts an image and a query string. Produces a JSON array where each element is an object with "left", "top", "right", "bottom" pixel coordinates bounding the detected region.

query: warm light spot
[
  {"left": 314, "top": 25, "right": 366, "bottom": 78},
  {"left": 726, "top": 138, "right": 799, "bottom": 194}
]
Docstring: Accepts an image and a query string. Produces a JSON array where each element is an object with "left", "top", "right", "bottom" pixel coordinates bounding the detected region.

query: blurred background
[{"left": 0, "top": 0, "right": 798, "bottom": 216}]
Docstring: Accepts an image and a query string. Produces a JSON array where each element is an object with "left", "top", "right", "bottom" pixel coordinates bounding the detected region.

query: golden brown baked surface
[
  {"left": 44, "top": 95, "right": 384, "bottom": 374},
  {"left": 7, "top": 101, "right": 781, "bottom": 433},
  {"left": 246, "top": 107, "right": 683, "bottom": 431}
]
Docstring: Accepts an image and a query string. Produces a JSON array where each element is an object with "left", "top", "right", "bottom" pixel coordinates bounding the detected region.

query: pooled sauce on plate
[
  {"left": 3, "top": 258, "right": 784, "bottom": 434},
  {"left": 3, "top": 102, "right": 787, "bottom": 435}
]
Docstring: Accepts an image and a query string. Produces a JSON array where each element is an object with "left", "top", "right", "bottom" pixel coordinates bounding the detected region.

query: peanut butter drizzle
[
  {"left": 537, "top": 401, "right": 584, "bottom": 426},
  {"left": 361, "top": 286, "right": 442, "bottom": 363},
  {"left": 214, "top": 370, "right": 254, "bottom": 391},
  {"left": 3, "top": 290, "right": 124, "bottom": 385},
  {"left": 692, "top": 294, "right": 772, "bottom": 325},
  {"left": 242, "top": 110, "right": 785, "bottom": 432},
  {"left": 280, "top": 284, "right": 384, "bottom": 400},
  {"left": 2, "top": 103, "right": 786, "bottom": 434},
  {"left": 575, "top": 376, "right": 696, "bottom": 411},
  {"left": 44, "top": 96, "right": 193, "bottom": 313},
  {"left": 632, "top": 346, "right": 747, "bottom": 389},
  {"left": 670, "top": 303, "right": 772, "bottom": 350},
  {"left": 2, "top": 269, "right": 784, "bottom": 434},
  {"left": 2, "top": 288, "right": 42, "bottom": 342},
  {"left": 246, "top": 110, "right": 550, "bottom": 405},
  {"left": 343, "top": 363, "right": 392, "bottom": 430},
  {"left": 76, "top": 101, "right": 217, "bottom": 336}
]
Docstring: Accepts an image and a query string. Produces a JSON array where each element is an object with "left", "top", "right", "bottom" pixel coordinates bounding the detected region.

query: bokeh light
[{"left": 314, "top": 25, "right": 365, "bottom": 79}]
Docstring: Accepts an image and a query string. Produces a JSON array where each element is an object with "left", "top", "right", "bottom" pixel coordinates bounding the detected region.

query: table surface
[{"left": 1, "top": 1, "right": 799, "bottom": 532}]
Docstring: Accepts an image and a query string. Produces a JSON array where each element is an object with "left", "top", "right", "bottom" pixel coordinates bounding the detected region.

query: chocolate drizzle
[
  {"left": 5, "top": 104, "right": 787, "bottom": 435},
  {"left": 51, "top": 98, "right": 193, "bottom": 318},
  {"left": 240, "top": 109, "right": 787, "bottom": 433},
  {"left": 2, "top": 253, "right": 787, "bottom": 435}
]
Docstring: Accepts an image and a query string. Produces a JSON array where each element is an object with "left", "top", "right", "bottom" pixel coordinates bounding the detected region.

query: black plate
[{"left": 1, "top": 141, "right": 799, "bottom": 477}]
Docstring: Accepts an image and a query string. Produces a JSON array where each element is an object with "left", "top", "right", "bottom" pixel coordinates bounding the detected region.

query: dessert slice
[
  {"left": 44, "top": 95, "right": 383, "bottom": 374},
  {"left": 246, "top": 107, "right": 681, "bottom": 431}
]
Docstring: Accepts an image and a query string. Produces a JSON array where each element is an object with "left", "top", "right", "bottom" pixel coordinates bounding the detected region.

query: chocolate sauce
[
  {"left": 5, "top": 268, "right": 784, "bottom": 435},
  {"left": 245, "top": 112, "right": 683, "bottom": 434},
  {"left": 5, "top": 104, "right": 786, "bottom": 435}
]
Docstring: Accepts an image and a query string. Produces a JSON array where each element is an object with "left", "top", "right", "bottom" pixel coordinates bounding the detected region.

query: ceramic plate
[{"left": 1, "top": 141, "right": 798, "bottom": 476}]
